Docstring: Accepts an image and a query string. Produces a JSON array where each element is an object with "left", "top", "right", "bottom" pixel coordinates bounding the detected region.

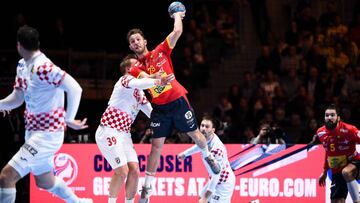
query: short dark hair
[
  {"left": 126, "top": 28, "right": 145, "bottom": 42},
  {"left": 202, "top": 114, "right": 220, "bottom": 131},
  {"left": 17, "top": 26, "right": 40, "bottom": 51},
  {"left": 119, "top": 54, "right": 137, "bottom": 74},
  {"left": 325, "top": 103, "right": 339, "bottom": 115}
]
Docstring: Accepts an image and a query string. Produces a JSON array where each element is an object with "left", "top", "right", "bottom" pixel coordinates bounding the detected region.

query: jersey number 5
[{"left": 330, "top": 143, "right": 335, "bottom": 151}]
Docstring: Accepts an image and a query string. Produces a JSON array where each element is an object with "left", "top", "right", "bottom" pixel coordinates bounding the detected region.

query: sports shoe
[
  {"left": 139, "top": 185, "right": 152, "bottom": 203},
  {"left": 78, "top": 198, "right": 93, "bottom": 203},
  {"left": 204, "top": 155, "right": 221, "bottom": 174}
]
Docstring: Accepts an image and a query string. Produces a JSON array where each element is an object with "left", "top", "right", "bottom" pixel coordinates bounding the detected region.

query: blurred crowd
[{"left": 209, "top": 0, "right": 360, "bottom": 144}]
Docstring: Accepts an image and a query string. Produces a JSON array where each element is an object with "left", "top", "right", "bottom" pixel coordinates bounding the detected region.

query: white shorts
[
  {"left": 9, "top": 130, "right": 64, "bottom": 177},
  {"left": 95, "top": 125, "right": 138, "bottom": 169},
  {"left": 200, "top": 172, "right": 236, "bottom": 203}
]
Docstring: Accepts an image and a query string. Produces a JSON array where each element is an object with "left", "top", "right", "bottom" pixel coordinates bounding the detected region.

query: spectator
[{"left": 250, "top": 123, "right": 286, "bottom": 144}]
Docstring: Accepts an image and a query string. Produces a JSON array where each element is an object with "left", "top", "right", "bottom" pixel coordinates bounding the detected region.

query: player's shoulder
[
  {"left": 119, "top": 75, "right": 135, "bottom": 88},
  {"left": 134, "top": 60, "right": 142, "bottom": 67},
  {"left": 156, "top": 38, "right": 171, "bottom": 51},
  {"left": 341, "top": 121, "right": 358, "bottom": 132},
  {"left": 212, "top": 135, "right": 226, "bottom": 148},
  {"left": 316, "top": 126, "right": 327, "bottom": 138},
  {"left": 34, "top": 53, "right": 49, "bottom": 64},
  {"left": 121, "top": 75, "right": 134, "bottom": 80},
  {"left": 33, "top": 54, "right": 57, "bottom": 70},
  {"left": 130, "top": 60, "right": 145, "bottom": 72}
]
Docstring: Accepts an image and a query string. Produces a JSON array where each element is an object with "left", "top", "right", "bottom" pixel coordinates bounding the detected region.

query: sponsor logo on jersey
[
  {"left": 150, "top": 122, "right": 161, "bottom": 127},
  {"left": 338, "top": 139, "right": 349, "bottom": 145},
  {"left": 17, "top": 62, "right": 25, "bottom": 68},
  {"left": 156, "top": 59, "right": 167, "bottom": 68},
  {"left": 340, "top": 128, "right": 348, "bottom": 133},
  {"left": 31, "top": 65, "right": 35, "bottom": 74},
  {"left": 23, "top": 143, "right": 38, "bottom": 156},
  {"left": 317, "top": 131, "right": 326, "bottom": 137},
  {"left": 185, "top": 111, "right": 193, "bottom": 120},
  {"left": 338, "top": 146, "right": 350, "bottom": 150}
]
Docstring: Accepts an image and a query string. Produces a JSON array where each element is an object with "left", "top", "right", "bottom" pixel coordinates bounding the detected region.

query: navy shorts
[
  {"left": 330, "top": 160, "right": 360, "bottom": 200},
  {"left": 330, "top": 172, "right": 348, "bottom": 200},
  {"left": 150, "top": 96, "right": 198, "bottom": 138}
]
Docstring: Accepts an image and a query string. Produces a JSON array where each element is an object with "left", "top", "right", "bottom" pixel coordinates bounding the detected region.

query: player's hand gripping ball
[{"left": 168, "top": 1, "right": 186, "bottom": 18}]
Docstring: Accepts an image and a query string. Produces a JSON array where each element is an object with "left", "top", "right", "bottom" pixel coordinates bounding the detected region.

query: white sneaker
[{"left": 78, "top": 198, "right": 93, "bottom": 203}]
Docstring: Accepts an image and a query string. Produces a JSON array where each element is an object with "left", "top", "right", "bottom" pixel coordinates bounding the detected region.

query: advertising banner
[{"left": 30, "top": 144, "right": 331, "bottom": 202}]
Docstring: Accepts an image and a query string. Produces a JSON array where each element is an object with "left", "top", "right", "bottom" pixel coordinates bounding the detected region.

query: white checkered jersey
[
  {"left": 14, "top": 52, "right": 66, "bottom": 131},
  {"left": 206, "top": 135, "right": 234, "bottom": 185},
  {"left": 100, "top": 75, "right": 149, "bottom": 132}
]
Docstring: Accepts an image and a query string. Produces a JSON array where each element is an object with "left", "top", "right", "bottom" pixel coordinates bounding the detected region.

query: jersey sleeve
[
  {"left": 129, "top": 64, "right": 143, "bottom": 78},
  {"left": 183, "top": 145, "right": 202, "bottom": 157},
  {"left": 14, "top": 61, "right": 27, "bottom": 90},
  {"left": 323, "top": 152, "right": 329, "bottom": 170},
  {"left": 120, "top": 75, "right": 158, "bottom": 90},
  {"left": 139, "top": 102, "right": 152, "bottom": 118},
  {"left": 13, "top": 76, "right": 27, "bottom": 90},
  {"left": 211, "top": 148, "right": 225, "bottom": 162},
  {"left": 120, "top": 75, "right": 134, "bottom": 88},
  {"left": 160, "top": 38, "right": 173, "bottom": 57},
  {"left": 36, "top": 62, "right": 66, "bottom": 86},
  {"left": 206, "top": 147, "right": 226, "bottom": 193},
  {"left": 349, "top": 125, "right": 360, "bottom": 143}
]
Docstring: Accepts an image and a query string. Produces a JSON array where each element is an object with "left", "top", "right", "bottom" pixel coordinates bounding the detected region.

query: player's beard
[
  {"left": 325, "top": 120, "right": 338, "bottom": 130},
  {"left": 202, "top": 131, "right": 210, "bottom": 140},
  {"left": 135, "top": 45, "right": 145, "bottom": 55}
]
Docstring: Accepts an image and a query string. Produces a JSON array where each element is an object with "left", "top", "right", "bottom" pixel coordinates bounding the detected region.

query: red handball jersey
[
  {"left": 316, "top": 121, "right": 360, "bottom": 174},
  {"left": 129, "top": 38, "right": 188, "bottom": 105}
]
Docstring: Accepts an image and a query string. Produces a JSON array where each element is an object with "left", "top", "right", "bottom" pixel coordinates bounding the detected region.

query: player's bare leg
[
  {"left": 108, "top": 165, "right": 129, "bottom": 203},
  {"left": 0, "top": 165, "right": 20, "bottom": 203},
  {"left": 125, "top": 162, "right": 139, "bottom": 203},
  {"left": 342, "top": 163, "right": 360, "bottom": 203},
  {"left": 139, "top": 137, "right": 166, "bottom": 203}
]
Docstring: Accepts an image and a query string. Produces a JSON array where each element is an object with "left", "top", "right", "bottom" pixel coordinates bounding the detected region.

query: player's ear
[{"left": 144, "top": 39, "right": 147, "bottom": 46}]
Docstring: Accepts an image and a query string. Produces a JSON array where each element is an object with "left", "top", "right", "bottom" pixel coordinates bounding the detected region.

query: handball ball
[{"left": 168, "top": 1, "right": 186, "bottom": 17}]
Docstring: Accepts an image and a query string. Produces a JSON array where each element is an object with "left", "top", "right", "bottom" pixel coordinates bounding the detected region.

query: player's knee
[
  {"left": 342, "top": 167, "right": 355, "bottom": 180},
  {"left": 0, "top": 172, "right": 7, "bottom": 186},
  {"left": 35, "top": 178, "right": 54, "bottom": 189},
  {"left": 36, "top": 181, "right": 48, "bottom": 190},
  {"left": 114, "top": 166, "right": 129, "bottom": 178},
  {"left": 0, "top": 166, "right": 18, "bottom": 187},
  {"left": 151, "top": 143, "right": 163, "bottom": 153},
  {"left": 128, "top": 167, "right": 140, "bottom": 178}
]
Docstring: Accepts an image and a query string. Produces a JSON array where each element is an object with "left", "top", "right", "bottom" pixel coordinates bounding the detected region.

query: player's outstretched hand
[
  {"left": 198, "top": 197, "right": 208, "bottom": 203},
  {"left": 153, "top": 69, "right": 165, "bottom": 79},
  {"left": 177, "top": 153, "right": 186, "bottom": 161},
  {"left": 318, "top": 171, "right": 327, "bottom": 187},
  {"left": 0, "top": 110, "right": 10, "bottom": 117},
  {"left": 66, "top": 118, "right": 88, "bottom": 130},
  {"left": 160, "top": 73, "right": 175, "bottom": 86},
  {"left": 172, "top": 11, "right": 185, "bottom": 19}
]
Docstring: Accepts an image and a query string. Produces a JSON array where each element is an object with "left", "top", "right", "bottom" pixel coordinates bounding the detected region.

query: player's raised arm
[{"left": 167, "top": 2, "right": 186, "bottom": 48}]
